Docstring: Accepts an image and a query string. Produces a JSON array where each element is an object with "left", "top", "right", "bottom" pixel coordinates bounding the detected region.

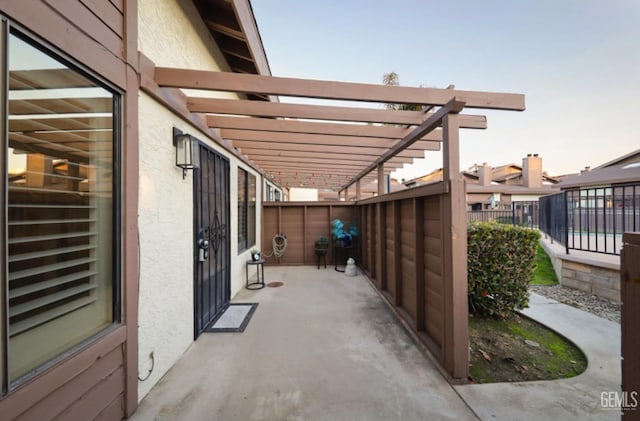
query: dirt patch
[{"left": 469, "top": 313, "right": 587, "bottom": 383}]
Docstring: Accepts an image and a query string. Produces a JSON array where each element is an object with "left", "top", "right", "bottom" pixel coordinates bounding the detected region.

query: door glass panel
[{"left": 7, "top": 33, "right": 116, "bottom": 382}]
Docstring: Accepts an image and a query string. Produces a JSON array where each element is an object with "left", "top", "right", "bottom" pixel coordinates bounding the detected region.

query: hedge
[{"left": 467, "top": 221, "right": 540, "bottom": 317}]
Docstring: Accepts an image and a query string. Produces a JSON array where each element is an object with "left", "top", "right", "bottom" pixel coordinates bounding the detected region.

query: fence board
[
  {"left": 424, "top": 195, "right": 444, "bottom": 347},
  {"left": 401, "top": 199, "right": 416, "bottom": 320}
]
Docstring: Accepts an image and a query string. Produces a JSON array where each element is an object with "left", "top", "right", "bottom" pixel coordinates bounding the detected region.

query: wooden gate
[{"left": 622, "top": 232, "right": 640, "bottom": 419}]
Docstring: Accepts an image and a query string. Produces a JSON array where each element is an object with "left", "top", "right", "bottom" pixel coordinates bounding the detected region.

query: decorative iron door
[{"left": 193, "top": 144, "right": 230, "bottom": 338}]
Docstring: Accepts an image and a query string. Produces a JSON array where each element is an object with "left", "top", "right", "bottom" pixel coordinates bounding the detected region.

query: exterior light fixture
[{"left": 173, "top": 128, "right": 200, "bottom": 179}]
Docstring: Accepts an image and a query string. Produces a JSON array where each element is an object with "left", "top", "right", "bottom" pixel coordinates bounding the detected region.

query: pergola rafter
[
  {"left": 220, "top": 129, "right": 441, "bottom": 151},
  {"left": 152, "top": 67, "right": 525, "bottom": 193},
  {"left": 190, "top": 97, "right": 487, "bottom": 127}
]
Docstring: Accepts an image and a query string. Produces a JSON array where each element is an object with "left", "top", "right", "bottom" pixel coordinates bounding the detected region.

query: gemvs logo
[{"left": 601, "top": 391, "right": 638, "bottom": 411}]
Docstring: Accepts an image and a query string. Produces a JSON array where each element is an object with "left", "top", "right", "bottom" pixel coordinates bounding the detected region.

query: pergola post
[
  {"left": 441, "top": 112, "right": 468, "bottom": 379},
  {"left": 345, "top": 185, "right": 350, "bottom": 202},
  {"left": 377, "top": 164, "right": 385, "bottom": 196},
  {"left": 338, "top": 190, "right": 342, "bottom": 201},
  {"left": 355, "top": 179, "right": 361, "bottom": 200}
]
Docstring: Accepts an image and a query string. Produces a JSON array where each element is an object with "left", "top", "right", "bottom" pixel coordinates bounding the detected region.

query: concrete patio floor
[
  {"left": 131, "top": 267, "right": 622, "bottom": 420},
  {"left": 131, "top": 266, "right": 475, "bottom": 420}
]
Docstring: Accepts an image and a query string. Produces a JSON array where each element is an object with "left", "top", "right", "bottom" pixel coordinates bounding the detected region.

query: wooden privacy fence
[
  {"left": 262, "top": 201, "right": 356, "bottom": 266},
  {"left": 357, "top": 181, "right": 468, "bottom": 380},
  {"left": 262, "top": 180, "right": 469, "bottom": 380}
]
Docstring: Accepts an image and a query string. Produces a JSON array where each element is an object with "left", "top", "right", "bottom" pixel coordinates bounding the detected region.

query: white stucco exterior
[
  {"left": 512, "top": 194, "right": 543, "bottom": 202},
  {"left": 137, "top": 0, "right": 263, "bottom": 400},
  {"left": 289, "top": 187, "right": 318, "bottom": 201}
]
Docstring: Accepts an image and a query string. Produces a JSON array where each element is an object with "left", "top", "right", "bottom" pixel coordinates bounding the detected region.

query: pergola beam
[
  {"left": 189, "top": 97, "right": 486, "bottom": 127},
  {"left": 207, "top": 115, "right": 485, "bottom": 136},
  {"left": 248, "top": 155, "right": 411, "bottom": 169},
  {"left": 223, "top": 129, "right": 440, "bottom": 150},
  {"left": 236, "top": 148, "right": 415, "bottom": 164},
  {"left": 343, "top": 98, "right": 465, "bottom": 190},
  {"left": 145, "top": 62, "right": 524, "bottom": 191},
  {"left": 259, "top": 162, "right": 400, "bottom": 174},
  {"left": 244, "top": 148, "right": 413, "bottom": 164},
  {"left": 232, "top": 140, "right": 426, "bottom": 158},
  {"left": 155, "top": 68, "right": 525, "bottom": 110}
]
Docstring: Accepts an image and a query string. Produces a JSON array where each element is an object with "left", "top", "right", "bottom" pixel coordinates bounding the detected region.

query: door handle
[{"left": 198, "top": 239, "right": 209, "bottom": 262}]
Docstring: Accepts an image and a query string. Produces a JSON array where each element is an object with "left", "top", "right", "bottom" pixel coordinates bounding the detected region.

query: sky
[{"left": 250, "top": 0, "right": 640, "bottom": 180}]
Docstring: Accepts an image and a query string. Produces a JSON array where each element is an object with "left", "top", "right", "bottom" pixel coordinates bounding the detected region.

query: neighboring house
[
  {"left": 404, "top": 154, "right": 561, "bottom": 210},
  {"left": 555, "top": 149, "right": 640, "bottom": 190}
]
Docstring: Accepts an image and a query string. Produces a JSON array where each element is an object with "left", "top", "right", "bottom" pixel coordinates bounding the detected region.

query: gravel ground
[{"left": 529, "top": 285, "right": 621, "bottom": 324}]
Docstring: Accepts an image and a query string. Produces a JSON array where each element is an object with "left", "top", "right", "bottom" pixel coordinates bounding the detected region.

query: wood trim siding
[
  {"left": 0, "top": 327, "right": 126, "bottom": 420},
  {"left": 0, "top": 1, "right": 127, "bottom": 88},
  {"left": 1, "top": 0, "right": 139, "bottom": 418}
]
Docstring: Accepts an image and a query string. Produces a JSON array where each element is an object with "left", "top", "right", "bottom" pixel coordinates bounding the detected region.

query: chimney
[
  {"left": 478, "top": 162, "right": 492, "bottom": 186},
  {"left": 581, "top": 166, "right": 591, "bottom": 174},
  {"left": 522, "top": 154, "right": 542, "bottom": 188}
]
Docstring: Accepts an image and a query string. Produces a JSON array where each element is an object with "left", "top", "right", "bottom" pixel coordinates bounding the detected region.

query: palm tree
[{"left": 382, "top": 71, "right": 423, "bottom": 112}]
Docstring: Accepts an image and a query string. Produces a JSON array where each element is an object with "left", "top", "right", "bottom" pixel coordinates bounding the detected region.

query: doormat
[{"left": 205, "top": 303, "right": 258, "bottom": 333}]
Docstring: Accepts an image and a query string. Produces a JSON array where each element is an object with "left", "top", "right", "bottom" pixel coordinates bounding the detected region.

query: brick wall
[
  {"left": 561, "top": 260, "right": 620, "bottom": 303},
  {"left": 540, "top": 238, "right": 620, "bottom": 303}
]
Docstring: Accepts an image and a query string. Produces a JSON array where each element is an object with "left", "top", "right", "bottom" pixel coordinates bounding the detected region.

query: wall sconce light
[{"left": 173, "top": 128, "right": 200, "bottom": 179}]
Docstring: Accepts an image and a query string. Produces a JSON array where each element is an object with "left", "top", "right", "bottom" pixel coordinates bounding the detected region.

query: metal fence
[
  {"left": 467, "top": 201, "right": 539, "bottom": 227},
  {"left": 539, "top": 183, "right": 640, "bottom": 255}
]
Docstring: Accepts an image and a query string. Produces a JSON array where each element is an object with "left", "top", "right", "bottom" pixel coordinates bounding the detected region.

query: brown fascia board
[
  {"left": 594, "top": 148, "right": 640, "bottom": 169},
  {"left": 466, "top": 184, "right": 561, "bottom": 195},
  {"left": 232, "top": 0, "right": 273, "bottom": 78}
]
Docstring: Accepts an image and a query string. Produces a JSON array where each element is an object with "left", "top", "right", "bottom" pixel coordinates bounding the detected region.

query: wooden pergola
[{"left": 151, "top": 67, "right": 525, "bottom": 195}]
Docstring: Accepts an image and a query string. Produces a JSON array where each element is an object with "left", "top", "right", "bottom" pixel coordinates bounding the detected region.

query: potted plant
[
  {"left": 331, "top": 219, "right": 358, "bottom": 248},
  {"left": 250, "top": 249, "right": 261, "bottom": 261}
]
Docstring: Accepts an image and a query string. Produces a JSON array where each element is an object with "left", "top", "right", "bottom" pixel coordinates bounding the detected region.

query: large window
[
  {"left": 237, "top": 168, "right": 256, "bottom": 252},
  {"left": 2, "top": 27, "right": 120, "bottom": 387}
]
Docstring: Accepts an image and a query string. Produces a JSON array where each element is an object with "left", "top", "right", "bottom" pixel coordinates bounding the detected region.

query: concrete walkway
[{"left": 131, "top": 268, "right": 621, "bottom": 420}]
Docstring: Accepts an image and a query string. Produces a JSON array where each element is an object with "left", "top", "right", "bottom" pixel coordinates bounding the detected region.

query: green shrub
[{"left": 467, "top": 221, "right": 540, "bottom": 317}]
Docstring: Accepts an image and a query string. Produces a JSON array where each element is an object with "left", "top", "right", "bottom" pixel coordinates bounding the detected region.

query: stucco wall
[
  {"left": 137, "top": 0, "right": 262, "bottom": 401},
  {"left": 289, "top": 187, "right": 319, "bottom": 201}
]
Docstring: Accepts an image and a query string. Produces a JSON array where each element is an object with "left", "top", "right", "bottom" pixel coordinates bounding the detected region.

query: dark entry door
[{"left": 194, "top": 144, "right": 230, "bottom": 338}]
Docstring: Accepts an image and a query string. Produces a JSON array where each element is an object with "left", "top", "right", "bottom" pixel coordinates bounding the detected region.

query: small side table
[
  {"left": 246, "top": 259, "right": 266, "bottom": 290},
  {"left": 315, "top": 244, "right": 329, "bottom": 269}
]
